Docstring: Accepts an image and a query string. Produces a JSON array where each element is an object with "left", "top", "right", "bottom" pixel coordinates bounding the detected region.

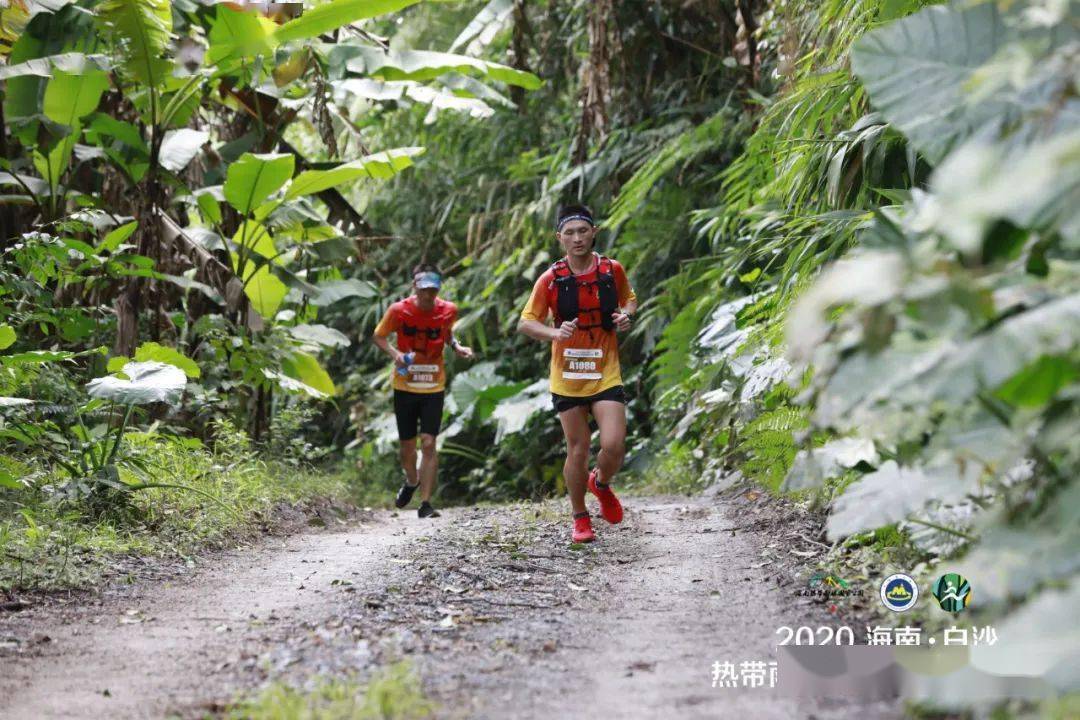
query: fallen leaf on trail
[{"left": 438, "top": 615, "right": 455, "bottom": 628}]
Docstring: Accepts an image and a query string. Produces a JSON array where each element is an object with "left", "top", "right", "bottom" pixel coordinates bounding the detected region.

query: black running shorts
[
  {"left": 551, "top": 385, "right": 626, "bottom": 414},
  {"left": 393, "top": 390, "right": 445, "bottom": 440}
]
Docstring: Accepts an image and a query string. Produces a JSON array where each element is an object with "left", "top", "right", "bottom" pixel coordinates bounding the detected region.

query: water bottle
[{"left": 396, "top": 352, "right": 415, "bottom": 376}]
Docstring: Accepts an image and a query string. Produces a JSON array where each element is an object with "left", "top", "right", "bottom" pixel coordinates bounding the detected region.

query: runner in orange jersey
[
  {"left": 374, "top": 264, "right": 474, "bottom": 518},
  {"left": 517, "top": 205, "right": 637, "bottom": 542}
]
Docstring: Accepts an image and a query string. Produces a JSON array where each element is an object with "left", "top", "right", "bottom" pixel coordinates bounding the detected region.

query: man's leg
[
  {"left": 393, "top": 391, "right": 421, "bottom": 509},
  {"left": 588, "top": 399, "right": 626, "bottom": 525},
  {"left": 417, "top": 433, "right": 438, "bottom": 502},
  {"left": 558, "top": 405, "right": 592, "bottom": 515},
  {"left": 591, "top": 400, "right": 627, "bottom": 484},
  {"left": 399, "top": 437, "right": 419, "bottom": 487}
]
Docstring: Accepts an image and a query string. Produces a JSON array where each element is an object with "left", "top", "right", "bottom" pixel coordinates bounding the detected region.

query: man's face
[
  {"left": 414, "top": 286, "right": 438, "bottom": 306},
  {"left": 557, "top": 220, "right": 595, "bottom": 257}
]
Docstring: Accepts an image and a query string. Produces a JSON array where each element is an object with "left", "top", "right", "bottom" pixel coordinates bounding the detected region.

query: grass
[
  {"left": 0, "top": 431, "right": 402, "bottom": 592},
  {"left": 904, "top": 694, "right": 1080, "bottom": 720},
  {"left": 222, "top": 661, "right": 434, "bottom": 720}
]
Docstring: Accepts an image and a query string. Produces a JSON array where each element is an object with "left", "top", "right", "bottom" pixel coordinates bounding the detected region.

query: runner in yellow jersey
[{"left": 518, "top": 205, "right": 637, "bottom": 542}]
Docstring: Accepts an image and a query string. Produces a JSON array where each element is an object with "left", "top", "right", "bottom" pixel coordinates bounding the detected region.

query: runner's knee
[
  {"left": 565, "top": 441, "right": 589, "bottom": 464},
  {"left": 419, "top": 434, "right": 437, "bottom": 453},
  {"left": 600, "top": 437, "right": 625, "bottom": 460}
]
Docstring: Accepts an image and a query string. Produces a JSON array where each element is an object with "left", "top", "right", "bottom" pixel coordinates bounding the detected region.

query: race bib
[
  {"left": 405, "top": 363, "right": 439, "bottom": 390},
  {"left": 562, "top": 348, "right": 603, "bottom": 380}
]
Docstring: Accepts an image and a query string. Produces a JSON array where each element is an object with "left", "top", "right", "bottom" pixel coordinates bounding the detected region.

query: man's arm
[
  {"left": 518, "top": 317, "right": 577, "bottom": 342},
  {"left": 613, "top": 299, "right": 637, "bottom": 333},
  {"left": 373, "top": 333, "right": 408, "bottom": 367},
  {"left": 518, "top": 273, "right": 577, "bottom": 342},
  {"left": 612, "top": 262, "right": 638, "bottom": 332},
  {"left": 449, "top": 330, "right": 474, "bottom": 360}
]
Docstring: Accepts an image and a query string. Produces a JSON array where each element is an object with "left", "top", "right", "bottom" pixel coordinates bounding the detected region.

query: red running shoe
[
  {"left": 588, "top": 469, "right": 624, "bottom": 524},
  {"left": 572, "top": 514, "right": 596, "bottom": 543}
]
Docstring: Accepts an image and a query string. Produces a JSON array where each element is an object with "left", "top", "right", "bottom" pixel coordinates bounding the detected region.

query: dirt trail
[{"left": 0, "top": 494, "right": 898, "bottom": 719}]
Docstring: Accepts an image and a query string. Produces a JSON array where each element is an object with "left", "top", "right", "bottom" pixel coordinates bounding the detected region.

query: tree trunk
[
  {"left": 509, "top": 0, "right": 531, "bottom": 113},
  {"left": 574, "top": 0, "right": 614, "bottom": 167},
  {"left": 738, "top": 1, "right": 760, "bottom": 86}
]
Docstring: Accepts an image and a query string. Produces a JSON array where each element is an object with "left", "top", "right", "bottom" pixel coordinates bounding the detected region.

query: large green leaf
[
  {"left": 97, "top": 220, "right": 138, "bottom": 253},
  {"left": 490, "top": 379, "right": 549, "bottom": 441},
  {"left": 0, "top": 171, "right": 49, "bottom": 195},
  {"left": 995, "top": 354, "right": 1078, "bottom": 408},
  {"left": 0, "top": 52, "right": 112, "bottom": 81},
  {"left": 96, "top": 0, "right": 172, "bottom": 87},
  {"left": 1, "top": 350, "right": 76, "bottom": 365},
  {"left": 274, "top": 0, "right": 423, "bottom": 44},
  {"left": 32, "top": 133, "right": 78, "bottom": 196},
  {"left": 86, "top": 361, "right": 187, "bottom": 405},
  {"left": 285, "top": 147, "right": 424, "bottom": 199},
  {"left": 825, "top": 460, "right": 983, "bottom": 541},
  {"left": 450, "top": 362, "right": 528, "bottom": 422},
  {"left": 132, "top": 341, "right": 201, "bottom": 379},
  {"left": 309, "top": 279, "right": 378, "bottom": 306},
  {"left": 289, "top": 324, "right": 352, "bottom": 349},
  {"left": 851, "top": 1, "right": 1079, "bottom": 164},
  {"left": 345, "top": 46, "right": 542, "bottom": 89},
  {"left": 224, "top": 153, "right": 295, "bottom": 216},
  {"left": 449, "top": 0, "right": 513, "bottom": 54},
  {"left": 43, "top": 69, "right": 109, "bottom": 126},
  {"left": 243, "top": 264, "right": 288, "bottom": 319},
  {"left": 280, "top": 351, "right": 336, "bottom": 397},
  {"left": 230, "top": 221, "right": 282, "bottom": 269},
  {"left": 158, "top": 129, "right": 209, "bottom": 173},
  {"left": 0, "top": 324, "right": 15, "bottom": 351},
  {"left": 336, "top": 75, "right": 507, "bottom": 119},
  {"left": 206, "top": 4, "right": 278, "bottom": 65},
  {"left": 957, "top": 482, "right": 1080, "bottom": 604},
  {"left": 3, "top": 33, "right": 45, "bottom": 128}
]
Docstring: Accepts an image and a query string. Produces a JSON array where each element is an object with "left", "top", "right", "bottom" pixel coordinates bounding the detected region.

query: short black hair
[
  {"left": 412, "top": 263, "right": 441, "bottom": 276},
  {"left": 557, "top": 204, "right": 594, "bottom": 226}
]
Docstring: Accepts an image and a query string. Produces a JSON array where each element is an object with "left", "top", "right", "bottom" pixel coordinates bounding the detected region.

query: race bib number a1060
[
  {"left": 562, "top": 348, "right": 603, "bottom": 380},
  {"left": 406, "top": 363, "right": 439, "bottom": 389}
]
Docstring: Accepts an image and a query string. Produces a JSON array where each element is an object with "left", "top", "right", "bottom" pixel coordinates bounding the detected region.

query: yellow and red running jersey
[
  {"left": 520, "top": 254, "right": 636, "bottom": 397},
  {"left": 374, "top": 296, "right": 457, "bottom": 393}
]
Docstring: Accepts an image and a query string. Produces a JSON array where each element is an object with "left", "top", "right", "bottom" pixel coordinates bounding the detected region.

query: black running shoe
[
  {"left": 395, "top": 483, "right": 418, "bottom": 509},
  {"left": 418, "top": 501, "right": 441, "bottom": 519}
]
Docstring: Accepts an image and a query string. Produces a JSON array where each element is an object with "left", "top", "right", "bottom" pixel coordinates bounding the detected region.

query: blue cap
[{"left": 414, "top": 271, "right": 441, "bottom": 290}]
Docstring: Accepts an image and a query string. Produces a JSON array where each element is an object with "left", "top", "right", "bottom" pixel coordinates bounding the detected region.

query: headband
[{"left": 557, "top": 214, "right": 595, "bottom": 231}]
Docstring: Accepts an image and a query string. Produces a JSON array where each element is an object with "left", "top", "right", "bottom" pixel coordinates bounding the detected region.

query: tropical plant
[{"left": 780, "top": 0, "right": 1079, "bottom": 695}]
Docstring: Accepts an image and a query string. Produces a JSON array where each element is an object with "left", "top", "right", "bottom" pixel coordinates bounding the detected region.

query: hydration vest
[
  {"left": 550, "top": 254, "right": 618, "bottom": 332},
  {"left": 395, "top": 297, "right": 452, "bottom": 356}
]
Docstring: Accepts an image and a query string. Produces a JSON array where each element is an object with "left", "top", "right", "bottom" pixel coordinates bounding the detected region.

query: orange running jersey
[
  {"left": 520, "top": 254, "right": 636, "bottom": 397},
  {"left": 374, "top": 296, "right": 457, "bottom": 393}
]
